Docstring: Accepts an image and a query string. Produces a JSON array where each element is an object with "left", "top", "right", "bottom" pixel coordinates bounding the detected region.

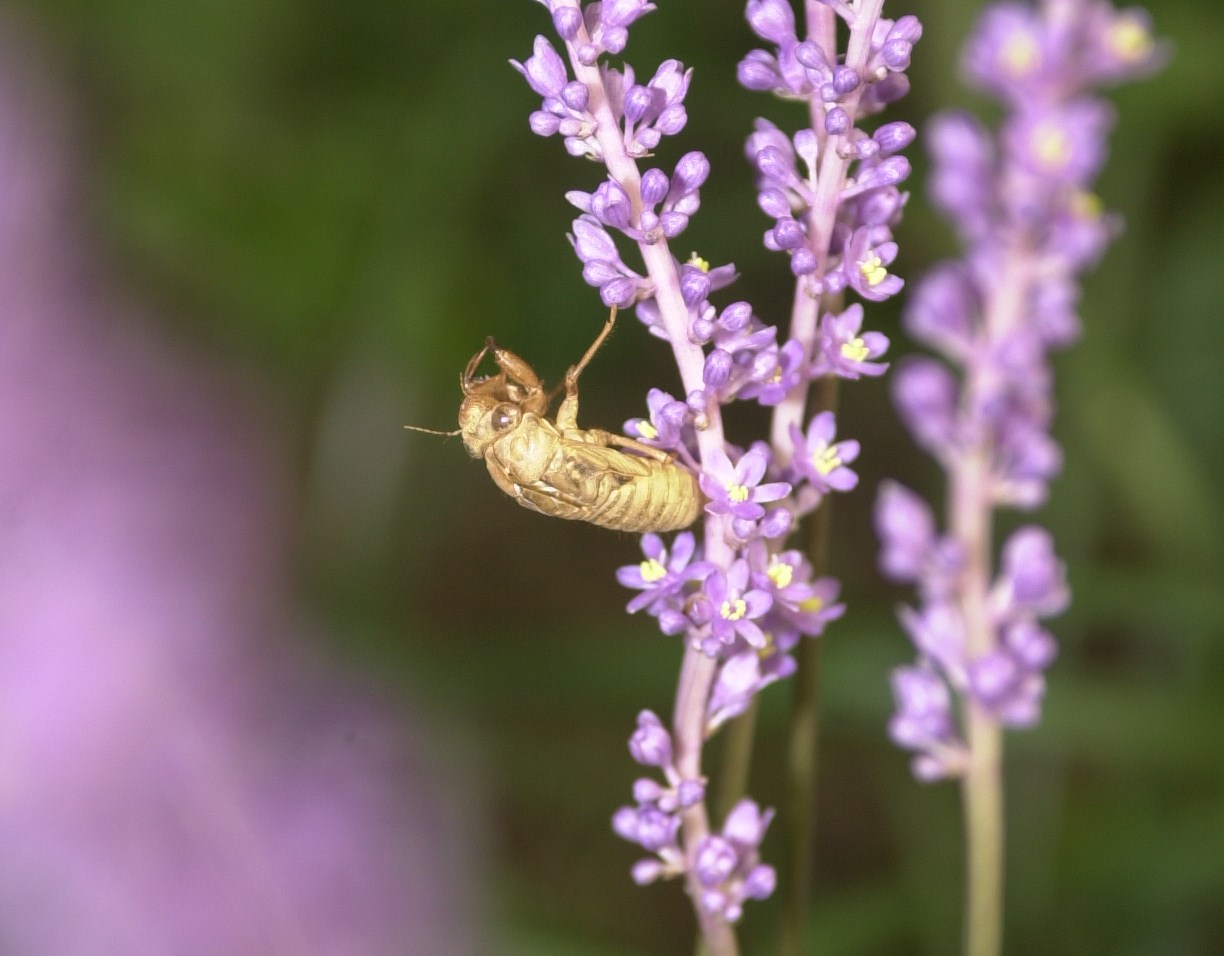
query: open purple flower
[
  {"left": 694, "top": 558, "right": 773, "bottom": 653},
  {"left": 699, "top": 445, "right": 790, "bottom": 522},
  {"left": 787, "top": 411, "right": 861, "bottom": 496},
  {"left": 811, "top": 303, "right": 890, "bottom": 379},
  {"left": 616, "top": 531, "right": 702, "bottom": 617}
]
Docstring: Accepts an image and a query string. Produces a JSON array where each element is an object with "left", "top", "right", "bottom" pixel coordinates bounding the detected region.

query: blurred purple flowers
[{"left": 876, "top": 0, "right": 1165, "bottom": 781}]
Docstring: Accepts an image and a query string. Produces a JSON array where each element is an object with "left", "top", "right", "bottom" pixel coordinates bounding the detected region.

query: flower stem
[
  {"left": 961, "top": 702, "right": 1004, "bottom": 956},
  {"left": 777, "top": 374, "right": 838, "bottom": 956}
]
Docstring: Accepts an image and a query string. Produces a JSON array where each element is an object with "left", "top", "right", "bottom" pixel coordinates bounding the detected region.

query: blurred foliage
[{"left": 13, "top": 0, "right": 1224, "bottom": 952}]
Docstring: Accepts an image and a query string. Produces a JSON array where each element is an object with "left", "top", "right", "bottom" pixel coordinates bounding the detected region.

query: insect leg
[{"left": 555, "top": 306, "right": 618, "bottom": 430}]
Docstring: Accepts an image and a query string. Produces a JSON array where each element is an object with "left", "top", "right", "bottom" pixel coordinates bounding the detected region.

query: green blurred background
[{"left": 11, "top": 0, "right": 1222, "bottom": 952}]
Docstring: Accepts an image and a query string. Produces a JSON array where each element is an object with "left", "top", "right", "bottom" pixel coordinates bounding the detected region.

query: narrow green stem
[
  {"left": 961, "top": 705, "right": 1004, "bottom": 956},
  {"left": 716, "top": 700, "right": 760, "bottom": 821},
  {"left": 778, "top": 376, "right": 839, "bottom": 956}
]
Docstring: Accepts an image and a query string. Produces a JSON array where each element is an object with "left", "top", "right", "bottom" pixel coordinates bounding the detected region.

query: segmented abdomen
[{"left": 585, "top": 461, "right": 703, "bottom": 533}]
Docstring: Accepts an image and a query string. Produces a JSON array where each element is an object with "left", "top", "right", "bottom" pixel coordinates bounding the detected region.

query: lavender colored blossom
[
  {"left": 787, "top": 411, "right": 861, "bottom": 497},
  {"left": 699, "top": 446, "right": 790, "bottom": 523},
  {"left": 877, "top": 0, "right": 1164, "bottom": 791},
  {"left": 811, "top": 303, "right": 891, "bottom": 380},
  {"left": 616, "top": 530, "right": 703, "bottom": 628},
  {"left": 692, "top": 558, "right": 774, "bottom": 654},
  {"left": 693, "top": 800, "right": 776, "bottom": 924}
]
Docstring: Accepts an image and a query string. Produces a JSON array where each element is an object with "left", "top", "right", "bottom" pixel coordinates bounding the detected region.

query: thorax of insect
[{"left": 456, "top": 308, "right": 702, "bottom": 533}]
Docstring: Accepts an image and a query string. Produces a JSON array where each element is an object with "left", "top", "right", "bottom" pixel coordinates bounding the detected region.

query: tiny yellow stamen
[
  {"left": 1032, "top": 123, "right": 1072, "bottom": 171},
  {"left": 798, "top": 596, "right": 825, "bottom": 614},
  {"left": 1069, "top": 189, "right": 1102, "bottom": 220},
  {"left": 636, "top": 421, "right": 660, "bottom": 440},
  {"left": 858, "top": 252, "right": 889, "bottom": 287},
  {"left": 639, "top": 559, "right": 667, "bottom": 583},
  {"left": 840, "top": 337, "right": 870, "bottom": 363},
  {"left": 1108, "top": 17, "right": 1152, "bottom": 62},
  {"left": 766, "top": 560, "right": 793, "bottom": 590},
  {"left": 721, "top": 598, "right": 748, "bottom": 621},
  {"left": 727, "top": 483, "right": 750, "bottom": 503},
  {"left": 687, "top": 252, "right": 711, "bottom": 273},
  {"left": 758, "top": 631, "right": 777, "bottom": 657},
  {"left": 813, "top": 447, "right": 841, "bottom": 476},
  {"left": 1000, "top": 34, "right": 1038, "bottom": 76}
]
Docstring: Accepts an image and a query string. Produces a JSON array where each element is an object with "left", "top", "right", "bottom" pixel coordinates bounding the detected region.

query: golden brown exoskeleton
[{"left": 454, "top": 308, "right": 702, "bottom": 533}]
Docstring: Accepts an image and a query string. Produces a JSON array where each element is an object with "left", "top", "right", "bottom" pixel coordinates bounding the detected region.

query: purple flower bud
[
  {"left": 510, "top": 36, "right": 568, "bottom": 98},
  {"left": 794, "top": 39, "right": 829, "bottom": 72},
  {"left": 633, "top": 778, "right": 664, "bottom": 804},
  {"left": 745, "top": 0, "right": 796, "bottom": 45},
  {"left": 630, "top": 858, "right": 666, "bottom": 885},
  {"left": 998, "top": 527, "right": 1068, "bottom": 617},
  {"left": 757, "top": 187, "right": 791, "bottom": 220},
  {"left": 743, "top": 864, "right": 777, "bottom": 900},
  {"left": 833, "top": 66, "right": 861, "bottom": 94},
  {"left": 737, "top": 52, "right": 782, "bottom": 92},
  {"left": 677, "top": 779, "right": 705, "bottom": 807},
  {"left": 680, "top": 269, "right": 711, "bottom": 306},
  {"left": 703, "top": 350, "right": 733, "bottom": 389},
  {"left": 624, "top": 85, "right": 655, "bottom": 123},
  {"left": 825, "top": 107, "right": 850, "bottom": 136},
  {"left": 759, "top": 507, "right": 792, "bottom": 539},
  {"left": 881, "top": 38, "right": 913, "bottom": 71},
  {"left": 790, "top": 247, "right": 818, "bottom": 276},
  {"left": 673, "top": 151, "right": 711, "bottom": 192},
  {"left": 694, "top": 836, "right": 738, "bottom": 886},
  {"left": 873, "top": 121, "right": 916, "bottom": 154},
  {"left": 561, "top": 81, "right": 589, "bottom": 112},
  {"left": 640, "top": 168, "right": 670, "bottom": 205},
  {"left": 629, "top": 710, "right": 673, "bottom": 767},
  {"left": 552, "top": 6, "right": 582, "bottom": 40},
  {"left": 718, "top": 301, "right": 753, "bottom": 333},
  {"left": 529, "top": 111, "right": 561, "bottom": 137},
  {"left": 772, "top": 217, "right": 806, "bottom": 250}
]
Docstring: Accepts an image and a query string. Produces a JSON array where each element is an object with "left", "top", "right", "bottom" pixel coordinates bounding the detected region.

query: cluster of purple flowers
[
  {"left": 613, "top": 711, "right": 776, "bottom": 922},
  {"left": 514, "top": 0, "right": 918, "bottom": 940},
  {"left": 876, "top": 0, "right": 1165, "bottom": 780}
]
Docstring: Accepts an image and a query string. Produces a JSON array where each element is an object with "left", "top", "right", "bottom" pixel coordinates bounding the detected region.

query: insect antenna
[{"left": 404, "top": 424, "right": 462, "bottom": 437}]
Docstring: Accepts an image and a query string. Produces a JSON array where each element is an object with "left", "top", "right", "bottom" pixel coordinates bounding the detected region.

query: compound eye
[{"left": 490, "top": 404, "right": 519, "bottom": 431}]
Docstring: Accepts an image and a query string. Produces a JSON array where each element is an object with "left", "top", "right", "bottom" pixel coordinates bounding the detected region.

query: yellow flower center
[
  {"left": 636, "top": 420, "right": 659, "bottom": 440},
  {"left": 812, "top": 446, "right": 841, "bottom": 476},
  {"left": 721, "top": 598, "right": 747, "bottom": 621},
  {"left": 727, "top": 483, "right": 750, "bottom": 503},
  {"left": 840, "top": 337, "right": 870, "bottom": 362},
  {"left": 1000, "top": 34, "right": 1038, "bottom": 76},
  {"left": 798, "top": 596, "right": 825, "bottom": 614},
  {"left": 766, "top": 560, "right": 793, "bottom": 589},
  {"left": 687, "top": 252, "right": 711, "bottom": 273},
  {"left": 758, "top": 631, "right": 777, "bottom": 657},
  {"left": 858, "top": 252, "right": 889, "bottom": 287},
  {"left": 1108, "top": 17, "right": 1151, "bottom": 62},
  {"left": 1032, "top": 123, "right": 1072, "bottom": 171},
  {"left": 639, "top": 559, "right": 667, "bottom": 583},
  {"left": 1069, "top": 189, "right": 1101, "bottom": 220}
]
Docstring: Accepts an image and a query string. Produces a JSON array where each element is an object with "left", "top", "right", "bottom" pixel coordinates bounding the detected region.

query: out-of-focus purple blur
[{"left": 0, "top": 24, "right": 485, "bottom": 955}]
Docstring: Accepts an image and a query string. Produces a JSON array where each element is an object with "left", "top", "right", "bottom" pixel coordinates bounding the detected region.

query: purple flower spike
[
  {"left": 879, "top": 0, "right": 1164, "bottom": 787},
  {"left": 699, "top": 446, "right": 791, "bottom": 522}
]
